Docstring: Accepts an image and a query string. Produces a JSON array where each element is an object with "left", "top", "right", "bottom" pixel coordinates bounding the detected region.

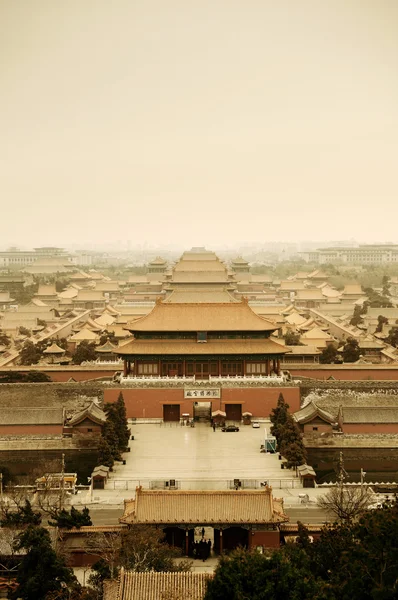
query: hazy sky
[{"left": 1, "top": 0, "right": 397, "bottom": 249}]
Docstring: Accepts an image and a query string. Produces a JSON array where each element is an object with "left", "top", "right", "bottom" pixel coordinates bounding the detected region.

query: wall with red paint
[
  {"left": 104, "top": 387, "right": 300, "bottom": 419},
  {"left": 250, "top": 530, "right": 280, "bottom": 548}
]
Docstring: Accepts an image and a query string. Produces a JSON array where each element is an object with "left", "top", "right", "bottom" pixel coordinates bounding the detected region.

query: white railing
[
  {"left": 82, "top": 359, "right": 123, "bottom": 365},
  {"left": 117, "top": 374, "right": 287, "bottom": 386}
]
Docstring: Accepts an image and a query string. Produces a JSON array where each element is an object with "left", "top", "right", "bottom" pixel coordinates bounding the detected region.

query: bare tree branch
[{"left": 318, "top": 485, "right": 375, "bottom": 523}]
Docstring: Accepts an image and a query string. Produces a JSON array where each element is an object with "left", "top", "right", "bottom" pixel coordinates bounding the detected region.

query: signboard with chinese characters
[{"left": 184, "top": 388, "right": 221, "bottom": 399}]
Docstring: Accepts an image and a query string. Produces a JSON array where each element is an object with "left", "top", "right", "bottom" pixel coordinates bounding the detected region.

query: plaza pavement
[
  {"left": 74, "top": 422, "right": 332, "bottom": 507},
  {"left": 107, "top": 421, "right": 296, "bottom": 487}
]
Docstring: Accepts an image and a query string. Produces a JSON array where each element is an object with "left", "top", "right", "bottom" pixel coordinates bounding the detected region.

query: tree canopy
[
  {"left": 19, "top": 341, "right": 43, "bottom": 365},
  {"left": 1, "top": 500, "right": 41, "bottom": 528},
  {"left": 97, "top": 393, "right": 130, "bottom": 467},
  {"left": 205, "top": 504, "right": 398, "bottom": 600},
  {"left": 72, "top": 341, "right": 97, "bottom": 365},
  {"left": 270, "top": 393, "right": 306, "bottom": 471},
  {"left": 12, "top": 525, "right": 75, "bottom": 600},
  {"left": 342, "top": 337, "right": 361, "bottom": 363},
  {"left": 319, "top": 344, "right": 339, "bottom": 364},
  {"left": 49, "top": 506, "right": 92, "bottom": 529}
]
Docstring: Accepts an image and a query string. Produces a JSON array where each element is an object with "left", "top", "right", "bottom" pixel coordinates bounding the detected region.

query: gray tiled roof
[
  {"left": 0, "top": 407, "right": 64, "bottom": 425},
  {"left": 342, "top": 407, "right": 398, "bottom": 423}
]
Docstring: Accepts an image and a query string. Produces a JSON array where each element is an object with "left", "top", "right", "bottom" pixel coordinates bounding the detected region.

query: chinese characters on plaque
[{"left": 184, "top": 388, "right": 221, "bottom": 399}]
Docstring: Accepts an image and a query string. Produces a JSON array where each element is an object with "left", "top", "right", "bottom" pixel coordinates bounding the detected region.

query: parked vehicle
[
  {"left": 252, "top": 421, "right": 260, "bottom": 428},
  {"left": 221, "top": 425, "right": 240, "bottom": 432}
]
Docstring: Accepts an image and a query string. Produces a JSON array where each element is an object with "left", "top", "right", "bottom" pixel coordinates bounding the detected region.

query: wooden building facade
[{"left": 117, "top": 300, "right": 288, "bottom": 379}]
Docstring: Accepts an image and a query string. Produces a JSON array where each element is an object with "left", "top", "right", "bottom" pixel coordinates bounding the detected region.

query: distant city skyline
[
  {"left": 1, "top": 1, "right": 397, "bottom": 247},
  {"left": 1, "top": 239, "right": 398, "bottom": 256}
]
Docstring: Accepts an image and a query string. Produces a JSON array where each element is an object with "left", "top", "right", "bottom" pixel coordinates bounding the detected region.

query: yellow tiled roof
[
  {"left": 69, "top": 328, "right": 100, "bottom": 342},
  {"left": 164, "top": 290, "right": 239, "bottom": 303},
  {"left": 120, "top": 488, "right": 288, "bottom": 525},
  {"left": 126, "top": 301, "right": 278, "bottom": 332},
  {"left": 109, "top": 571, "right": 213, "bottom": 600},
  {"left": 117, "top": 338, "right": 288, "bottom": 356}
]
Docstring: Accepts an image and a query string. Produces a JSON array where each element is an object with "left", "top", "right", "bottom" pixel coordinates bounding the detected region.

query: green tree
[
  {"left": 49, "top": 506, "right": 92, "bottom": 529},
  {"left": 342, "top": 337, "right": 361, "bottom": 363},
  {"left": 97, "top": 436, "right": 115, "bottom": 469},
  {"left": 350, "top": 305, "right": 364, "bottom": 327},
  {"left": 382, "top": 275, "right": 391, "bottom": 297},
  {"left": 72, "top": 341, "right": 97, "bottom": 365},
  {"left": 278, "top": 417, "right": 307, "bottom": 472},
  {"left": 25, "top": 371, "right": 52, "bottom": 382},
  {"left": 305, "top": 505, "right": 398, "bottom": 599},
  {"left": 19, "top": 340, "right": 43, "bottom": 365},
  {"left": 363, "top": 287, "right": 393, "bottom": 309},
  {"left": 284, "top": 331, "right": 302, "bottom": 346},
  {"left": 386, "top": 327, "right": 398, "bottom": 348},
  {"left": 319, "top": 344, "right": 339, "bottom": 364},
  {"left": 281, "top": 440, "right": 307, "bottom": 472},
  {"left": 13, "top": 283, "right": 38, "bottom": 305},
  {"left": 87, "top": 558, "right": 113, "bottom": 599},
  {"left": 204, "top": 547, "right": 327, "bottom": 600},
  {"left": 375, "top": 315, "right": 389, "bottom": 333},
  {"left": 99, "top": 331, "right": 118, "bottom": 346},
  {"left": 12, "top": 525, "right": 75, "bottom": 600},
  {"left": 0, "top": 330, "right": 11, "bottom": 347},
  {"left": 19, "top": 326, "right": 32, "bottom": 338},
  {"left": 104, "top": 393, "right": 130, "bottom": 452},
  {"left": 0, "top": 372, "right": 26, "bottom": 383},
  {"left": 101, "top": 419, "right": 122, "bottom": 462},
  {"left": 1, "top": 500, "right": 41, "bottom": 528},
  {"left": 269, "top": 393, "right": 290, "bottom": 446}
]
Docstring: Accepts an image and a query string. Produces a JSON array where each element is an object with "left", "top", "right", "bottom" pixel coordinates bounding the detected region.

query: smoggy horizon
[{"left": 1, "top": 1, "right": 397, "bottom": 248}]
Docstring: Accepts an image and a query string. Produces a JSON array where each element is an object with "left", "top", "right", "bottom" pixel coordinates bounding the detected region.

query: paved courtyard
[{"left": 105, "top": 421, "right": 299, "bottom": 491}]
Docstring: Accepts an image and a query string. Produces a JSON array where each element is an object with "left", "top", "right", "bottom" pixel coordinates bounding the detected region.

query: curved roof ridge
[{"left": 125, "top": 300, "right": 279, "bottom": 333}]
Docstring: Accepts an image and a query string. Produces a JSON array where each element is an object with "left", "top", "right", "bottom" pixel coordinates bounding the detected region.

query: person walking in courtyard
[
  {"left": 212, "top": 422, "right": 216, "bottom": 432},
  {"left": 201, "top": 527, "right": 205, "bottom": 538}
]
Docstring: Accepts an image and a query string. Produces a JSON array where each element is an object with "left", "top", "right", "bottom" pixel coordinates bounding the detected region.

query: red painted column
[
  {"left": 185, "top": 530, "right": 189, "bottom": 555},
  {"left": 248, "top": 528, "right": 253, "bottom": 550},
  {"left": 266, "top": 360, "right": 269, "bottom": 376},
  {"left": 219, "top": 529, "right": 223, "bottom": 554},
  {"left": 277, "top": 358, "right": 281, "bottom": 375},
  {"left": 123, "top": 360, "right": 128, "bottom": 377}
]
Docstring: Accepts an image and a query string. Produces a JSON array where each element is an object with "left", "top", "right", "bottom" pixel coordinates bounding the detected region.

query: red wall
[
  {"left": 250, "top": 531, "right": 280, "bottom": 548},
  {"left": 303, "top": 423, "right": 333, "bottom": 434},
  {"left": 104, "top": 387, "right": 300, "bottom": 419}
]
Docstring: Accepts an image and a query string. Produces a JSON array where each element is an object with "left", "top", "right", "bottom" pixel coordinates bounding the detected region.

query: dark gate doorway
[
  {"left": 163, "top": 527, "right": 185, "bottom": 552},
  {"left": 193, "top": 402, "right": 212, "bottom": 422},
  {"left": 225, "top": 404, "right": 242, "bottom": 421},
  {"left": 163, "top": 404, "right": 180, "bottom": 422},
  {"left": 222, "top": 527, "right": 249, "bottom": 552}
]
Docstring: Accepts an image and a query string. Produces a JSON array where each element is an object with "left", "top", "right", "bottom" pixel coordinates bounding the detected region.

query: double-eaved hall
[{"left": 105, "top": 248, "right": 300, "bottom": 421}]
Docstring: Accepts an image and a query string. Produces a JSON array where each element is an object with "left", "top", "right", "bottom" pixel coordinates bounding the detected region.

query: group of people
[{"left": 189, "top": 537, "right": 212, "bottom": 561}]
